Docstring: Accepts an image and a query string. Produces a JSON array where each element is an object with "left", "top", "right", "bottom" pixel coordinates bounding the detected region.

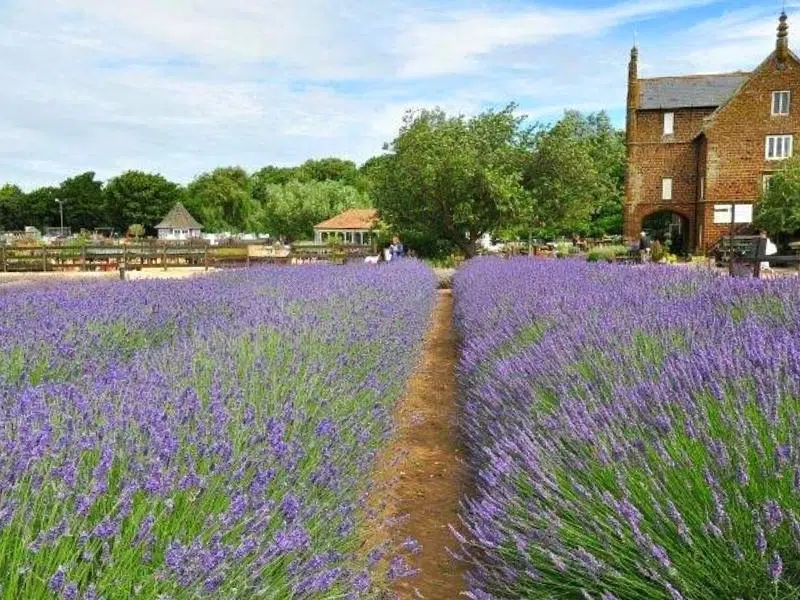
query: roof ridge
[{"left": 638, "top": 71, "right": 750, "bottom": 82}]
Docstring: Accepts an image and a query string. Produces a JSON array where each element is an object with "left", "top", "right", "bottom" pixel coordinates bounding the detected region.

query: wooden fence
[{"left": 0, "top": 241, "right": 374, "bottom": 273}]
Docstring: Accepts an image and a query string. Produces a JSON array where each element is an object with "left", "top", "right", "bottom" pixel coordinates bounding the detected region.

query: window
[
  {"left": 663, "top": 112, "right": 674, "bottom": 135},
  {"left": 713, "top": 204, "right": 753, "bottom": 224},
  {"left": 763, "top": 173, "right": 774, "bottom": 191},
  {"left": 699, "top": 176, "right": 705, "bottom": 200},
  {"left": 772, "top": 91, "right": 790, "bottom": 115},
  {"left": 662, "top": 178, "right": 673, "bottom": 200},
  {"left": 766, "top": 135, "right": 793, "bottom": 160}
]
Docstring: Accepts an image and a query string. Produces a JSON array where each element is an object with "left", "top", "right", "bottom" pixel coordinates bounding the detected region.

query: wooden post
[
  {"left": 42, "top": 246, "right": 47, "bottom": 272},
  {"left": 246, "top": 249, "right": 250, "bottom": 269},
  {"left": 80, "top": 245, "right": 87, "bottom": 271},
  {"left": 1, "top": 244, "right": 5, "bottom": 272},
  {"left": 122, "top": 245, "right": 128, "bottom": 272},
  {"left": 162, "top": 244, "right": 167, "bottom": 271},
  {"left": 204, "top": 245, "right": 209, "bottom": 271}
]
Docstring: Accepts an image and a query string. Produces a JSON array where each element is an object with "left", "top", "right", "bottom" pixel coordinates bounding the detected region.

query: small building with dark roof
[
  {"left": 313, "top": 208, "right": 377, "bottom": 245},
  {"left": 155, "top": 203, "right": 203, "bottom": 240},
  {"left": 624, "top": 12, "right": 800, "bottom": 253}
]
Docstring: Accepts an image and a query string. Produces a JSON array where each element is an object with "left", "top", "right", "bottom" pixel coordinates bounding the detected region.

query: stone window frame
[
  {"left": 663, "top": 112, "right": 674, "bottom": 136},
  {"left": 765, "top": 134, "right": 793, "bottom": 160},
  {"left": 762, "top": 173, "right": 775, "bottom": 191},
  {"left": 661, "top": 177, "right": 673, "bottom": 200},
  {"left": 772, "top": 90, "right": 791, "bottom": 116}
]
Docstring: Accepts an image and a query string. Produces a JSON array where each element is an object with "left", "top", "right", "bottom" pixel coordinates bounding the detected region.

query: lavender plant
[
  {"left": 0, "top": 262, "right": 436, "bottom": 599},
  {"left": 453, "top": 258, "right": 800, "bottom": 599}
]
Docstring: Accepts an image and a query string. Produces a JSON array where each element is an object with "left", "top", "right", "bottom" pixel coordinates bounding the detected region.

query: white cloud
[{"left": 0, "top": 0, "right": 788, "bottom": 190}]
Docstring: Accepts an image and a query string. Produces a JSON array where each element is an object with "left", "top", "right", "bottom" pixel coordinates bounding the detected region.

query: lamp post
[{"left": 55, "top": 198, "right": 66, "bottom": 236}]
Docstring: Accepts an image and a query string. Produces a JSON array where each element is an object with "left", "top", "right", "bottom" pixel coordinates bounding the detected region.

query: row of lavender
[
  {"left": 453, "top": 258, "right": 800, "bottom": 599},
  {"left": 0, "top": 262, "right": 436, "bottom": 599}
]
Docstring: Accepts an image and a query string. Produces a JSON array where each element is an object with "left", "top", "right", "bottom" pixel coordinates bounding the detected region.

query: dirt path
[{"left": 380, "top": 289, "right": 465, "bottom": 599}]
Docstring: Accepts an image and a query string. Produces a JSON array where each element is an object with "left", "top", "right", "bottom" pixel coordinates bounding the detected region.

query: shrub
[
  {"left": 453, "top": 258, "right": 800, "bottom": 599},
  {"left": 586, "top": 244, "right": 629, "bottom": 262},
  {"left": 0, "top": 262, "right": 437, "bottom": 598}
]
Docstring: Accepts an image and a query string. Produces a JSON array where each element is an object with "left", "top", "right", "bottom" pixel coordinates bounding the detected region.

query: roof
[
  {"left": 314, "top": 208, "right": 378, "bottom": 230},
  {"left": 638, "top": 72, "right": 750, "bottom": 109},
  {"left": 155, "top": 202, "right": 203, "bottom": 230}
]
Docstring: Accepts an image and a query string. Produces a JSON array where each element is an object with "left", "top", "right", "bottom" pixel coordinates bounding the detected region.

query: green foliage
[
  {"left": 127, "top": 223, "right": 145, "bottom": 238},
  {"left": 258, "top": 180, "right": 371, "bottom": 241},
  {"left": 520, "top": 110, "right": 624, "bottom": 240},
  {"left": 19, "top": 186, "right": 60, "bottom": 230},
  {"left": 373, "top": 104, "right": 527, "bottom": 258},
  {"left": 586, "top": 245, "right": 629, "bottom": 262},
  {"left": 0, "top": 184, "right": 25, "bottom": 231},
  {"left": 755, "top": 157, "right": 800, "bottom": 246},
  {"left": 104, "top": 170, "right": 184, "bottom": 235},
  {"left": 297, "top": 158, "right": 359, "bottom": 186},
  {"left": 185, "top": 167, "right": 260, "bottom": 233},
  {"left": 57, "top": 172, "right": 105, "bottom": 232}
]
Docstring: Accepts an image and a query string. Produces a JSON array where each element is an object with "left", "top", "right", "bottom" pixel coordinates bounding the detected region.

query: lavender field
[
  {"left": 453, "top": 259, "right": 800, "bottom": 599},
  {"left": 0, "top": 262, "right": 436, "bottom": 599}
]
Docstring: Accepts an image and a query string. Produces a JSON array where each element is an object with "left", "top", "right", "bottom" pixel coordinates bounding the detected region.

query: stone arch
[{"left": 640, "top": 209, "right": 692, "bottom": 254}]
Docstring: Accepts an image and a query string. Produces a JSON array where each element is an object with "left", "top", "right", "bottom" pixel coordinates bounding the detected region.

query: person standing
[
  {"left": 390, "top": 235, "right": 405, "bottom": 260},
  {"left": 638, "top": 231, "right": 650, "bottom": 262}
]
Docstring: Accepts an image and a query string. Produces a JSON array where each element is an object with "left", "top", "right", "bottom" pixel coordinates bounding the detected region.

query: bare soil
[{"left": 372, "top": 289, "right": 466, "bottom": 599}]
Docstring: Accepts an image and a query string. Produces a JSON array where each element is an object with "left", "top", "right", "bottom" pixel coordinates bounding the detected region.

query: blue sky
[{"left": 0, "top": 0, "right": 795, "bottom": 189}]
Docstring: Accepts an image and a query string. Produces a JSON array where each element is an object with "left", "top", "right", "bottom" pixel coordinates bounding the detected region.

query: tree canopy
[
  {"left": 373, "top": 104, "right": 528, "bottom": 257},
  {"left": 755, "top": 157, "right": 800, "bottom": 248},
  {"left": 104, "top": 170, "right": 184, "bottom": 235}
]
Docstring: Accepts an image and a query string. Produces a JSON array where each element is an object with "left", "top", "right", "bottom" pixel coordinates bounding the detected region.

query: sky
[{"left": 0, "top": 0, "right": 796, "bottom": 189}]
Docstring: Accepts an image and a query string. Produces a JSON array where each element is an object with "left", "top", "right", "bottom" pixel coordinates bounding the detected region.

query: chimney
[{"left": 777, "top": 11, "right": 789, "bottom": 63}]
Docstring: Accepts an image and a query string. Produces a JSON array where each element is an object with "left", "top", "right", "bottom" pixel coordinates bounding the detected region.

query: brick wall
[
  {"left": 701, "top": 54, "right": 800, "bottom": 247},
  {"left": 623, "top": 108, "right": 708, "bottom": 243},
  {"left": 625, "top": 51, "right": 800, "bottom": 252}
]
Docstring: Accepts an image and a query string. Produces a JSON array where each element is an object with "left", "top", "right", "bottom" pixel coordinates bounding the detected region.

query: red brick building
[{"left": 624, "top": 12, "right": 800, "bottom": 253}]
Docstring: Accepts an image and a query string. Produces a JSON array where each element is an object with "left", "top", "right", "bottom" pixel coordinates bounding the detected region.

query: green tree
[
  {"left": 0, "top": 184, "right": 25, "bottom": 231},
  {"left": 57, "top": 172, "right": 105, "bottom": 232},
  {"left": 104, "top": 170, "right": 184, "bottom": 235},
  {"left": 373, "top": 104, "right": 527, "bottom": 257},
  {"left": 520, "top": 110, "right": 624, "bottom": 240},
  {"left": 20, "top": 186, "right": 60, "bottom": 230},
  {"left": 127, "top": 223, "right": 145, "bottom": 239},
  {"left": 185, "top": 167, "right": 260, "bottom": 233},
  {"left": 755, "top": 157, "right": 800, "bottom": 248},
  {"left": 297, "top": 158, "right": 358, "bottom": 186},
  {"left": 251, "top": 165, "right": 301, "bottom": 187},
  {"left": 259, "top": 180, "right": 370, "bottom": 241}
]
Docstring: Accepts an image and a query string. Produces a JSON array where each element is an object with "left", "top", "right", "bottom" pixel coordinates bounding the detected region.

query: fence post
[
  {"left": 246, "top": 249, "right": 250, "bottom": 269},
  {"left": 1, "top": 244, "right": 5, "bottom": 272},
  {"left": 162, "top": 244, "right": 167, "bottom": 271},
  {"left": 42, "top": 246, "right": 47, "bottom": 272},
  {"left": 80, "top": 245, "right": 87, "bottom": 271},
  {"left": 204, "top": 245, "right": 209, "bottom": 271}
]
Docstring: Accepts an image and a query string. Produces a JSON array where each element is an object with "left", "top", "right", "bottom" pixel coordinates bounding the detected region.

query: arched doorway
[{"left": 641, "top": 211, "right": 690, "bottom": 255}]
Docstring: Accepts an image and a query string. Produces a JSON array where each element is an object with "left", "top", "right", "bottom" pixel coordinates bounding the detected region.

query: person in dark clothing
[{"left": 638, "top": 231, "right": 650, "bottom": 251}]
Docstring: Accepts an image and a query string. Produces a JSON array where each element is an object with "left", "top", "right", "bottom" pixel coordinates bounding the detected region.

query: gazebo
[
  {"left": 155, "top": 203, "right": 203, "bottom": 240},
  {"left": 313, "top": 208, "right": 377, "bottom": 245}
]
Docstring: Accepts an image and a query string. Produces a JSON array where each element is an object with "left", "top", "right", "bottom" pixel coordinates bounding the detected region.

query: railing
[{"left": 0, "top": 241, "right": 375, "bottom": 273}]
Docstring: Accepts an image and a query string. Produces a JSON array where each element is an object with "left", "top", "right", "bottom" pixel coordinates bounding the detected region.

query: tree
[
  {"left": 373, "top": 104, "right": 527, "bottom": 257},
  {"left": 20, "top": 186, "right": 60, "bottom": 230},
  {"left": 104, "top": 170, "right": 184, "bottom": 235},
  {"left": 57, "top": 172, "right": 105, "bottom": 232},
  {"left": 127, "top": 224, "right": 145, "bottom": 239},
  {"left": 0, "top": 184, "right": 25, "bottom": 231},
  {"left": 251, "top": 165, "right": 301, "bottom": 187},
  {"left": 258, "top": 180, "right": 371, "bottom": 241},
  {"left": 755, "top": 157, "right": 800, "bottom": 248},
  {"left": 519, "top": 110, "right": 624, "bottom": 240},
  {"left": 185, "top": 167, "right": 260, "bottom": 233},
  {"left": 297, "top": 158, "right": 359, "bottom": 186}
]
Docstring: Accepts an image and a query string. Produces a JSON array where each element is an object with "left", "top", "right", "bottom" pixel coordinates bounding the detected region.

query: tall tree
[
  {"left": 373, "top": 104, "right": 527, "bottom": 257},
  {"left": 520, "top": 110, "right": 623, "bottom": 240},
  {"left": 104, "top": 170, "right": 184, "bottom": 234},
  {"left": 0, "top": 184, "right": 25, "bottom": 231},
  {"left": 251, "top": 165, "right": 301, "bottom": 187},
  {"left": 57, "top": 172, "right": 105, "bottom": 232},
  {"left": 185, "top": 167, "right": 260, "bottom": 233},
  {"left": 21, "top": 186, "right": 60, "bottom": 230},
  {"left": 259, "top": 180, "right": 370, "bottom": 241},
  {"left": 755, "top": 157, "right": 800, "bottom": 249},
  {"left": 297, "top": 158, "right": 359, "bottom": 186}
]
